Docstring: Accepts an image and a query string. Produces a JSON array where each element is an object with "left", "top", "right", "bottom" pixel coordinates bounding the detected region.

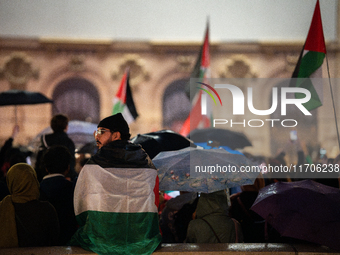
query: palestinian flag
[
  {"left": 291, "top": 0, "right": 326, "bottom": 111},
  {"left": 180, "top": 22, "right": 211, "bottom": 136},
  {"left": 70, "top": 163, "right": 161, "bottom": 255},
  {"left": 179, "top": 89, "right": 210, "bottom": 137},
  {"left": 112, "top": 69, "right": 139, "bottom": 123},
  {"left": 185, "top": 21, "right": 211, "bottom": 99}
]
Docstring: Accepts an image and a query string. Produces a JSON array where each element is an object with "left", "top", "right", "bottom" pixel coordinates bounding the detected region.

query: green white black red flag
[
  {"left": 112, "top": 69, "right": 139, "bottom": 123},
  {"left": 291, "top": 0, "right": 326, "bottom": 111},
  {"left": 180, "top": 22, "right": 211, "bottom": 136}
]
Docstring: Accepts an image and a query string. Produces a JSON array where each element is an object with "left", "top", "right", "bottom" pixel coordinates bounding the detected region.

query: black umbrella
[
  {"left": 77, "top": 142, "right": 98, "bottom": 155},
  {"left": 0, "top": 89, "right": 53, "bottom": 124},
  {"left": 188, "top": 128, "right": 252, "bottom": 150},
  {"left": 251, "top": 180, "right": 340, "bottom": 251},
  {"left": 130, "top": 130, "right": 196, "bottom": 159}
]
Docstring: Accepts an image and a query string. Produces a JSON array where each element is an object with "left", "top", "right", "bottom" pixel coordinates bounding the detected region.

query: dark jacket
[
  {"left": 36, "top": 131, "right": 76, "bottom": 181},
  {"left": 13, "top": 200, "right": 59, "bottom": 247},
  {"left": 160, "top": 192, "right": 198, "bottom": 243},
  {"left": 90, "top": 140, "right": 156, "bottom": 169},
  {"left": 40, "top": 175, "right": 77, "bottom": 245},
  {"left": 185, "top": 190, "right": 243, "bottom": 243},
  {"left": 69, "top": 140, "right": 161, "bottom": 255}
]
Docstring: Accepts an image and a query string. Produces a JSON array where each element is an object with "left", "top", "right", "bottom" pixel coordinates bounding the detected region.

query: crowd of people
[
  {"left": 0, "top": 113, "right": 339, "bottom": 254},
  {"left": 0, "top": 115, "right": 78, "bottom": 247}
]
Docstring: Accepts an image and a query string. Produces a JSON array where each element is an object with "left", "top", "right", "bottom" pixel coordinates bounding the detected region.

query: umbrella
[
  {"left": 189, "top": 128, "right": 252, "bottom": 150},
  {"left": 77, "top": 142, "right": 98, "bottom": 154},
  {"left": 152, "top": 147, "right": 259, "bottom": 193},
  {"left": 0, "top": 89, "right": 53, "bottom": 124},
  {"left": 194, "top": 142, "right": 244, "bottom": 155},
  {"left": 130, "top": 130, "right": 196, "bottom": 159},
  {"left": 28, "top": 120, "right": 97, "bottom": 152},
  {"left": 250, "top": 180, "right": 340, "bottom": 251}
]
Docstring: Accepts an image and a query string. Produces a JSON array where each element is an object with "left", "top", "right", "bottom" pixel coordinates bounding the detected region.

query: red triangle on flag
[
  {"left": 304, "top": 0, "right": 326, "bottom": 54},
  {"left": 115, "top": 70, "right": 128, "bottom": 104},
  {"left": 180, "top": 21, "right": 211, "bottom": 136},
  {"left": 180, "top": 90, "right": 210, "bottom": 137},
  {"left": 201, "top": 25, "right": 210, "bottom": 69}
]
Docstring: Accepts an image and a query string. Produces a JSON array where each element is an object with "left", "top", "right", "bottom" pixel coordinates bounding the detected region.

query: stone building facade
[{"left": 0, "top": 37, "right": 339, "bottom": 161}]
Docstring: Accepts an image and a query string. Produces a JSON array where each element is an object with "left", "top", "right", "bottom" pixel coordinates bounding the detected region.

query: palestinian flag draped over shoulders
[
  {"left": 70, "top": 161, "right": 161, "bottom": 255},
  {"left": 113, "top": 68, "right": 139, "bottom": 124},
  {"left": 180, "top": 22, "right": 211, "bottom": 136},
  {"left": 291, "top": 0, "right": 326, "bottom": 111}
]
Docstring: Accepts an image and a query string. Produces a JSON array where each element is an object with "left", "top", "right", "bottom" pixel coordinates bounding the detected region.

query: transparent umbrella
[
  {"left": 152, "top": 147, "right": 259, "bottom": 193},
  {"left": 28, "top": 120, "right": 97, "bottom": 153}
]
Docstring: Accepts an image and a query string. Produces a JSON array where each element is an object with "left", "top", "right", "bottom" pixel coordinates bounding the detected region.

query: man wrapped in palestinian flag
[{"left": 70, "top": 113, "right": 161, "bottom": 255}]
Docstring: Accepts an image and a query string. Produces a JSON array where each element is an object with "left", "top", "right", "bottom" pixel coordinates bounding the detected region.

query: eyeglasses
[{"left": 95, "top": 129, "right": 111, "bottom": 136}]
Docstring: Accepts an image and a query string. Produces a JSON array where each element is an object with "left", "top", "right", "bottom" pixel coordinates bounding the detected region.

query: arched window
[
  {"left": 162, "top": 78, "right": 191, "bottom": 133},
  {"left": 52, "top": 77, "right": 100, "bottom": 123}
]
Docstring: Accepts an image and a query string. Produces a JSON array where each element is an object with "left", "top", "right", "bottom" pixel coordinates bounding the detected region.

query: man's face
[{"left": 94, "top": 128, "right": 117, "bottom": 149}]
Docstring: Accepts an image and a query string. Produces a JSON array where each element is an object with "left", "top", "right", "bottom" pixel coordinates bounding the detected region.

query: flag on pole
[
  {"left": 291, "top": 0, "right": 326, "bottom": 111},
  {"left": 112, "top": 69, "right": 139, "bottom": 123},
  {"left": 180, "top": 22, "right": 211, "bottom": 136}
]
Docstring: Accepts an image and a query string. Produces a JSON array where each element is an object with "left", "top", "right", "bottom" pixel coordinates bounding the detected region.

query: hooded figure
[
  {"left": 0, "top": 163, "right": 59, "bottom": 247},
  {"left": 185, "top": 190, "right": 243, "bottom": 243}
]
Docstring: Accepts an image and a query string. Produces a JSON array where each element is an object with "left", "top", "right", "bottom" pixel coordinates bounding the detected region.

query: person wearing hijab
[{"left": 0, "top": 163, "right": 59, "bottom": 248}]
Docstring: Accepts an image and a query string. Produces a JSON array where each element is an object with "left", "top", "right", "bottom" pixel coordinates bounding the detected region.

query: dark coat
[
  {"left": 40, "top": 175, "right": 77, "bottom": 245},
  {"left": 36, "top": 131, "right": 76, "bottom": 181},
  {"left": 13, "top": 200, "right": 59, "bottom": 247},
  {"left": 185, "top": 190, "right": 243, "bottom": 243},
  {"left": 89, "top": 140, "right": 156, "bottom": 169}
]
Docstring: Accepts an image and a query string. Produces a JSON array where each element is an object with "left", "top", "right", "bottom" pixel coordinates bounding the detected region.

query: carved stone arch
[
  {"left": 146, "top": 62, "right": 191, "bottom": 131},
  {"left": 52, "top": 77, "right": 100, "bottom": 123}
]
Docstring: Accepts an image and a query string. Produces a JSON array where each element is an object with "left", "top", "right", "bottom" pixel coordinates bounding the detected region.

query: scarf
[{"left": 0, "top": 163, "right": 40, "bottom": 248}]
